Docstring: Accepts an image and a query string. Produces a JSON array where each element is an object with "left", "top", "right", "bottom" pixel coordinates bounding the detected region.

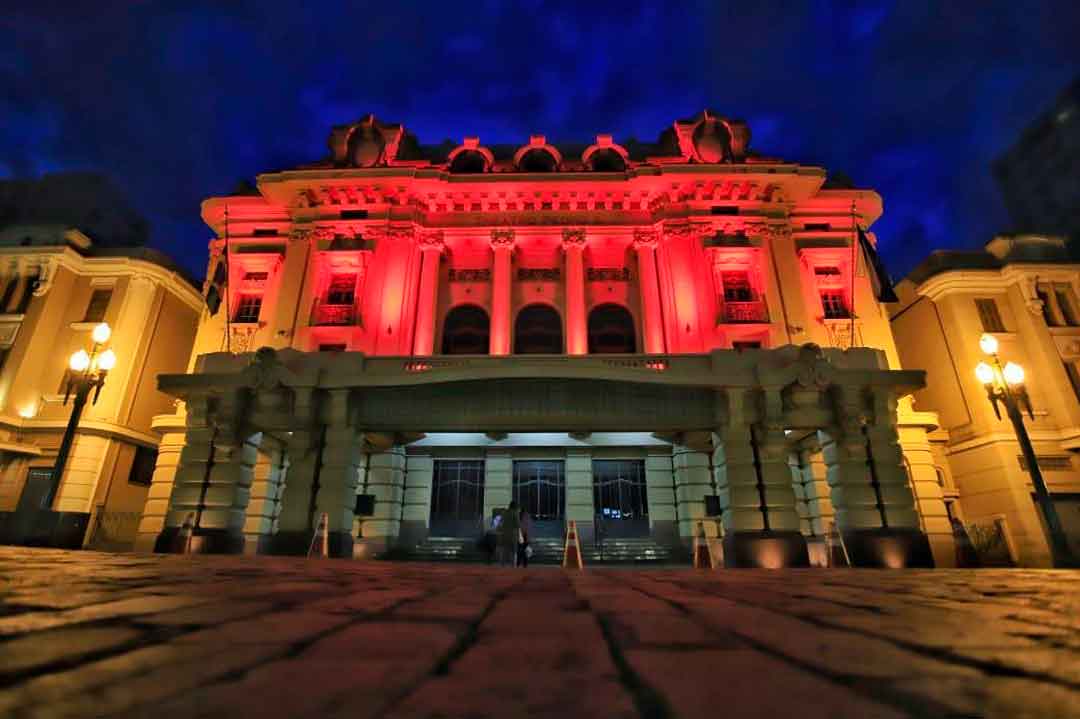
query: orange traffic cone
[
  {"left": 692, "top": 520, "right": 714, "bottom": 569},
  {"left": 562, "top": 520, "right": 584, "bottom": 570},
  {"left": 308, "top": 512, "right": 329, "bottom": 558}
]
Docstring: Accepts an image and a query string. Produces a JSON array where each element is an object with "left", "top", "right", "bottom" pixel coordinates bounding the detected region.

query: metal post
[
  {"left": 1004, "top": 392, "right": 1076, "bottom": 567},
  {"left": 45, "top": 381, "right": 90, "bottom": 508}
]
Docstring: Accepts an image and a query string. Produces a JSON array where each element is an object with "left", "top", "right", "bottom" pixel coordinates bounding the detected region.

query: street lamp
[
  {"left": 45, "top": 323, "right": 118, "bottom": 508},
  {"left": 975, "top": 333, "right": 1076, "bottom": 567}
]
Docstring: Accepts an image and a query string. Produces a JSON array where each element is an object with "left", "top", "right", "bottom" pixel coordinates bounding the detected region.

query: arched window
[
  {"left": 587, "top": 148, "right": 627, "bottom": 172},
  {"left": 441, "top": 305, "right": 490, "bottom": 355},
  {"left": 514, "top": 304, "right": 563, "bottom": 354},
  {"left": 449, "top": 150, "right": 489, "bottom": 174},
  {"left": 588, "top": 304, "right": 636, "bottom": 354},
  {"left": 518, "top": 149, "right": 558, "bottom": 172}
]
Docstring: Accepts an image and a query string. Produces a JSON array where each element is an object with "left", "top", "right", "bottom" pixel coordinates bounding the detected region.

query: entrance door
[
  {"left": 513, "top": 460, "right": 565, "bottom": 538},
  {"left": 429, "top": 460, "right": 485, "bottom": 537},
  {"left": 593, "top": 459, "right": 649, "bottom": 538}
]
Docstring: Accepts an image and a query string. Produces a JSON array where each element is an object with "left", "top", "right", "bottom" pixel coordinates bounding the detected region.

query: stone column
[
  {"left": 412, "top": 233, "right": 444, "bottom": 356},
  {"left": 645, "top": 447, "right": 677, "bottom": 545},
  {"left": 897, "top": 416, "right": 955, "bottom": 567},
  {"left": 673, "top": 444, "right": 714, "bottom": 543},
  {"left": 483, "top": 449, "right": 513, "bottom": 520},
  {"left": 357, "top": 446, "right": 406, "bottom": 557},
  {"left": 749, "top": 423, "right": 809, "bottom": 566},
  {"left": 242, "top": 437, "right": 289, "bottom": 555},
  {"left": 789, "top": 445, "right": 834, "bottom": 565},
  {"left": 633, "top": 229, "right": 665, "bottom": 354},
  {"left": 272, "top": 429, "right": 322, "bottom": 554},
  {"left": 400, "top": 452, "right": 434, "bottom": 547},
  {"left": 152, "top": 395, "right": 257, "bottom": 554},
  {"left": 134, "top": 413, "right": 186, "bottom": 552},
  {"left": 489, "top": 229, "right": 515, "bottom": 355},
  {"left": 562, "top": 229, "right": 588, "bottom": 355},
  {"left": 820, "top": 387, "right": 934, "bottom": 567},
  {"left": 565, "top": 447, "right": 594, "bottom": 544},
  {"left": 306, "top": 389, "right": 364, "bottom": 558}
]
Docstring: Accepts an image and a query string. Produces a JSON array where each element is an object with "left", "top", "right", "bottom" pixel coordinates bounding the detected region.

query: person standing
[
  {"left": 483, "top": 510, "right": 502, "bottom": 564},
  {"left": 517, "top": 509, "right": 533, "bottom": 568},
  {"left": 497, "top": 501, "right": 520, "bottom": 566}
]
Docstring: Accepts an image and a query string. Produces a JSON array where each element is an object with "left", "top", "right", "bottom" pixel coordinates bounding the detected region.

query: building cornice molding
[
  {"left": 916, "top": 265, "right": 1080, "bottom": 302},
  {"left": 0, "top": 415, "right": 162, "bottom": 449}
]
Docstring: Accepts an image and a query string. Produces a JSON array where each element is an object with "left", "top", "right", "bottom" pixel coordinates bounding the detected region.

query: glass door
[
  {"left": 429, "top": 460, "right": 485, "bottom": 537},
  {"left": 512, "top": 460, "right": 565, "bottom": 538},
  {"left": 593, "top": 459, "right": 649, "bottom": 538}
]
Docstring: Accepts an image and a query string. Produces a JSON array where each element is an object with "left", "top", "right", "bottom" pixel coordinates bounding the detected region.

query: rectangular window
[
  {"left": 804, "top": 223, "right": 831, "bottom": 231},
  {"left": 814, "top": 266, "right": 842, "bottom": 277},
  {"left": 83, "top": 289, "right": 113, "bottom": 323},
  {"left": 233, "top": 294, "right": 262, "bottom": 323},
  {"left": 325, "top": 274, "right": 357, "bottom": 306},
  {"left": 318, "top": 344, "right": 346, "bottom": 352},
  {"left": 0, "top": 277, "right": 17, "bottom": 313},
  {"left": 1056, "top": 287, "right": 1079, "bottom": 326},
  {"left": 820, "top": 290, "right": 849, "bottom": 319},
  {"left": 340, "top": 210, "right": 369, "bottom": 220},
  {"left": 710, "top": 205, "right": 739, "bottom": 215},
  {"left": 975, "top": 298, "right": 1006, "bottom": 333},
  {"left": 243, "top": 271, "right": 269, "bottom": 282},
  {"left": 128, "top": 446, "right": 158, "bottom": 487},
  {"left": 732, "top": 341, "right": 762, "bottom": 350},
  {"left": 14, "top": 272, "right": 38, "bottom": 314},
  {"left": 252, "top": 228, "right": 278, "bottom": 237},
  {"left": 1036, "top": 287, "right": 1057, "bottom": 326},
  {"left": 720, "top": 271, "right": 753, "bottom": 302},
  {"left": 1065, "top": 362, "right": 1080, "bottom": 405}
]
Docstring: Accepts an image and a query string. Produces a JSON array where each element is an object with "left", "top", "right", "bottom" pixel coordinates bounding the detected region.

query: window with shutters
[
  {"left": 233, "top": 294, "right": 262, "bottom": 323},
  {"left": 820, "top": 290, "right": 849, "bottom": 319},
  {"left": 83, "top": 289, "right": 113, "bottom": 323},
  {"left": 974, "top": 298, "right": 1005, "bottom": 332}
]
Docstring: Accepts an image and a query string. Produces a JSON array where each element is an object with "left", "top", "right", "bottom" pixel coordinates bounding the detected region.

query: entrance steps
[{"left": 399, "top": 535, "right": 686, "bottom": 565}]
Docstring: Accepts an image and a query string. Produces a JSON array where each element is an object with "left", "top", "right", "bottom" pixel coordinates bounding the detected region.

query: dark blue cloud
[{"left": 2, "top": 0, "right": 1078, "bottom": 278}]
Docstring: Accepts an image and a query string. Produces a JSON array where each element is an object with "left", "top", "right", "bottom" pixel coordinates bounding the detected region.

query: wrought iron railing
[
  {"left": 721, "top": 300, "right": 768, "bottom": 323},
  {"left": 310, "top": 300, "right": 357, "bottom": 326}
]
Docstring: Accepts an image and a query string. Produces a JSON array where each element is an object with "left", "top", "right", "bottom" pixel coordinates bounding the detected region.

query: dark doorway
[
  {"left": 513, "top": 460, "right": 565, "bottom": 538},
  {"left": 587, "top": 304, "right": 637, "bottom": 353},
  {"left": 429, "top": 460, "right": 485, "bottom": 537},
  {"left": 514, "top": 304, "right": 563, "bottom": 354},
  {"left": 441, "top": 305, "right": 490, "bottom": 354},
  {"left": 593, "top": 460, "right": 650, "bottom": 538},
  {"left": 16, "top": 468, "right": 56, "bottom": 513}
]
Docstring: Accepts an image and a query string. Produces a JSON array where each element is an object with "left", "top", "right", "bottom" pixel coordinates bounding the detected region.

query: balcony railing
[
  {"left": 721, "top": 300, "right": 768, "bottom": 323},
  {"left": 310, "top": 300, "right": 357, "bottom": 326}
]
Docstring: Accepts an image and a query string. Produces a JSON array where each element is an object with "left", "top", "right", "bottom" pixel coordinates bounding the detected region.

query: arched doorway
[
  {"left": 588, "top": 304, "right": 636, "bottom": 354},
  {"left": 513, "top": 304, "right": 563, "bottom": 354},
  {"left": 441, "top": 305, "right": 490, "bottom": 354}
]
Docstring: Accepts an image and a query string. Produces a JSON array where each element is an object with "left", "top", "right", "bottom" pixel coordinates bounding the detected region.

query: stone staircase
[{"left": 400, "top": 535, "right": 686, "bottom": 565}]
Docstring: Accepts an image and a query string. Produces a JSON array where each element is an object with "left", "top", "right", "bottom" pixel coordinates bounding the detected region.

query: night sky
[{"left": 3, "top": 1, "right": 1078, "bottom": 280}]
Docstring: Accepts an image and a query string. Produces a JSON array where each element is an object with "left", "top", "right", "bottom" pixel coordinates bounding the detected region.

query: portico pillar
[
  {"left": 134, "top": 413, "right": 187, "bottom": 552},
  {"left": 412, "top": 232, "right": 444, "bottom": 356},
  {"left": 314, "top": 390, "right": 364, "bottom": 558},
  {"left": 565, "top": 447, "right": 594, "bottom": 544},
  {"left": 633, "top": 229, "right": 665, "bottom": 354},
  {"left": 272, "top": 428, "right": 322, "bottom": 554},
  {"left": 489, "top": 229, "right": 515, "bottom": 355},
  {"left": 820, "top": 387, "right": 934, "bottom": 567},
  {"left": 673, "top": 444, "right": 713, "bottom": 542},
  {"left": 483, "top": 449, "right": 512, "bottom": 520},
  {"left": 242, "top": 437, "right": 289, "bottom": 554},
  {"left": 562, "top": 229, "right": 588, "bottom": 355},
  {"left": 152, "top": 394, "right": 257, "bottom": 554},
  {"left": 358, "top": 446, "right": 406, "bottom": 557}
]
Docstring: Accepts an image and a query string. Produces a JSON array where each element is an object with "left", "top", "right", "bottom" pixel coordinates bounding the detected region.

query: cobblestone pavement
[{"left": 1, "top": 549, "right": 1079, "bottom": 719}]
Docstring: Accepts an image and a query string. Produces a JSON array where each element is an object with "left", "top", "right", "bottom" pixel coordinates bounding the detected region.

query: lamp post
[
  {"left": 45, "top": 322, "right": 117, "bottom": 507},
  {"left": 975, "top": 333, "right": 1076, "bottom": 567}
]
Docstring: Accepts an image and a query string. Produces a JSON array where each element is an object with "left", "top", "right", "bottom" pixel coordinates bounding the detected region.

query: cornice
[{"left": 916, "top": 265, "right": 1080, "bottom": 302}]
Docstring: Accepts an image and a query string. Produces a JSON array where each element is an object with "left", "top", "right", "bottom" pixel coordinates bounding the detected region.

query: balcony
[
  {"left": 720, "top": 300, "right": 768, "bottom": 324},
  {"left": 310, "top": 300, "right": 357, "bottom": 326}
]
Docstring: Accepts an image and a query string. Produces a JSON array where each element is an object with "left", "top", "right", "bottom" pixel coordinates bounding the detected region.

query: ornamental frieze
[
  {"left": 517, "top": 268, "right": 561, "bottom": 282},
  {"left": 587, "top": 267, "right": 631, "bottom": 282},
  {"left": 448, "top": 268, "right": 491, "bottom": 282}
]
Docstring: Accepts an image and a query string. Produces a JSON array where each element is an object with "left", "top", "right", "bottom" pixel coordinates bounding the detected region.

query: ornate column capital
[
  {"left": 418, "top": 230, "right": 445, "bottom": 252},
  {"left": 490, "top": 228, "right": 516, "bottom": 250},
  {"left": 632, "top": 228, "right": 659, "bottom": 249},
  {"left": 744, "top": 223, "right": 791, "bottom": 242},
  {"left": 561, "top": 228, "right": 587, "bottom": 249}
]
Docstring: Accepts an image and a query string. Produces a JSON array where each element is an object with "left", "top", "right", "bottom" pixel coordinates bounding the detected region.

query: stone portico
[{"left": 135, "top": 343, "right": 936, "bottom": 568}]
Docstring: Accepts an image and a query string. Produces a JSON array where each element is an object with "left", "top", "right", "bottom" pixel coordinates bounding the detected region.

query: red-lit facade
[{"left": 138, "top": 112, "right": 952, "bottom": 568}]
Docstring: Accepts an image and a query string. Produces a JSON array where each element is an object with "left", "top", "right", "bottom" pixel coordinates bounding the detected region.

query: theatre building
[{"left": 135, "top": 112, "right": 954, "bottom": 567}]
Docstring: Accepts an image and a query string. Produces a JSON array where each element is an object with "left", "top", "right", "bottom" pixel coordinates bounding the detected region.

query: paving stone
[
  {"left": 623, "top": 648, "right": 909, "bottom": 719},
  {"left": 0, "top": 625, "right": 143, "bottom": 676}
]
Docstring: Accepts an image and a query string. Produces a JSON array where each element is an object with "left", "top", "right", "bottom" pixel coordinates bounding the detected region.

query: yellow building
[
  {"left": 0, "top": 225, "right": 201, "bottom": 549},
  {"left": 891, "top": 234, "right": 1080, "bottom": 566}
]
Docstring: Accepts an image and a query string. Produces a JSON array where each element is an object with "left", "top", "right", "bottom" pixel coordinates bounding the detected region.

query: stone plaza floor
[{"left": 0, "top": 548, "right": 1078, "bottom": 718}]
